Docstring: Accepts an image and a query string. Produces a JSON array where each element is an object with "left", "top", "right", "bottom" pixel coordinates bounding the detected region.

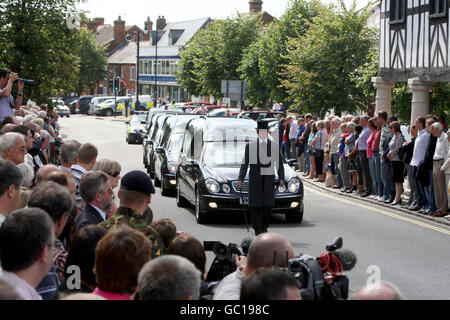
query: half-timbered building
[{"left": 372, "top": 0, "right": 449, "bottom": 123}]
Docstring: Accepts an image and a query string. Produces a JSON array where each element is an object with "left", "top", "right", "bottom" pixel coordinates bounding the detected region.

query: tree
[
  {"left": 0, "top": 0, "right": 82, "bottom": 103},
  {"left": 75, "top": 27, "right": 108, "bottom": 96},
  {"left": 178, "top": 14, "right": 262, "bottom": 101},
  {"left": 282, "top": 1, "right": 376, "bottom": 117},
  {"left": 239, "top": 0, "right": 324, "bottom": 106}
]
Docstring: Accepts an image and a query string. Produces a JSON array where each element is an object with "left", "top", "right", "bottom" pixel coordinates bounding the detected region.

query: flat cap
[{"left": 120, "top": 170, "right": 155, "bottom": 194}]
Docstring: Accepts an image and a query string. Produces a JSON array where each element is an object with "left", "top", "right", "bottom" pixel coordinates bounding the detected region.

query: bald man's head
[
  {"left": 35, "top": 165, "right": 59, "bottom": 186},
  {"left": 353, "top": 282, "right": 402, "bottom": 300},
  {"left": 246, "top": 233, "right": 294, "bottom": 271}
]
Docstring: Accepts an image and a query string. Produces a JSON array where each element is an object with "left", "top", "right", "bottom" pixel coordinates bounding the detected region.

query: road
[{"left": 59, "top": 115, "right": 450, "bottom": 300}]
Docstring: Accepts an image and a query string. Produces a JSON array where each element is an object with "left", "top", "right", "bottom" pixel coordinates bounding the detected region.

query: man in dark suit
[
  {"left": 75, "top": 171, "right": 113, "bottom": 230},
  {"left": 237, "top": 121, "right": 285, "bottom": 235}
]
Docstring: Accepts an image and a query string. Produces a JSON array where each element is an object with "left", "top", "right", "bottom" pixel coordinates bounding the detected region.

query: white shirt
[
  {"left": 410, "top": 129, "right": 430, "bottom": 167},
  {"left": 272, "top": 103, "right": 280, "bottom": 111},
  {"left": 91, "top": 204, "right": 107, "bottom": 221},
  {"left": 0, "top": 271, "right": 42, "bottom": 300},
  {"left": 213, "top": 269, "right": 246, "bottom": 300},
  {"left": 58, "top": 166, "right": 72, "bottom": 173},
  {"left": 0, "top": 214, "right": 5, "bottom": 227},
  {"left": 434, "top": 132, "right": 448, "bottom": 160},
  {"left": 289, "top": 121, "right": 299, "bottom": 140},
  {"left": 71, "top": 164, "right": 87, "bottom": 175}
]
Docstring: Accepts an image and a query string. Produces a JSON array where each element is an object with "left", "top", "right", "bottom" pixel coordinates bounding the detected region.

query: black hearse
[{"left": 175, "top": 117, "right": 304, "bottom": 224}]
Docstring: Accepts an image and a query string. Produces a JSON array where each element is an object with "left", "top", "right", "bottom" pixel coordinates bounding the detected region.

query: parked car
[
  {"left": 237, "top": 111, "right": 287, "bottom": 121},
  {"left": 89, "top": 96, "right": 115, "bottom": 115},
  {"left": 176, "top": 117, "right": 304, "bottom": 224},
  {"left": 78, "top": 95, "right": 93, "bottom": 114},
  {"left": 69, "top": 100, "right": 79, "bottom": 114},
  {"left": 153, "top": 114, "right": 200, "bottom": 195},
  {"left": 207, "top": 108, "right": 242, "bottom": 117},
  {"left": 54, "top": 103, "right": 71, "bottom": 118},
  {"left": 191, "top": 105, "right": 231, "bottom": 115},
  {"left": 125, "top": 112, "right": 149, "bottom": 144}
]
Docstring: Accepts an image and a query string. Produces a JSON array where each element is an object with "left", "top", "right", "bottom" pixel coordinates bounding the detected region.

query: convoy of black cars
[{"left": 138, "top": 110, "right": 304, "bottom": 225}]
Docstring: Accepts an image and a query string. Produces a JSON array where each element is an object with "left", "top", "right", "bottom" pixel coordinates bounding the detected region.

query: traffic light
[
  {"left": 108, "top": 79, "right": 113, "bottom": 90},
  {"left": 113, "top": 77, "right": 121, "bottom": 91}
]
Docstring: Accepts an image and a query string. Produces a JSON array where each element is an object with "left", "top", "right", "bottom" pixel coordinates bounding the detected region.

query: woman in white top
[{"left": 311, "top": 120, "right": 328, "bottom": 182}]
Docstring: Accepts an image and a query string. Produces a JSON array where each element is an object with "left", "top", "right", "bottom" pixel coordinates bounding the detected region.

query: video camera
[
  {"left": 279, "top": 236, "right": 357, "bottom": 300},
  {"left": 204, "top": 237, "right": 252, "bottom": 282}
]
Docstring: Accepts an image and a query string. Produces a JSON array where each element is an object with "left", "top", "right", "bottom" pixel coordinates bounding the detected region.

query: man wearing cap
[
  {"left": 100, "top": 170, "right": 165, "bottom": 258},
  {"left": 237, "top": 121, "right": 285, "bottom": 235}
]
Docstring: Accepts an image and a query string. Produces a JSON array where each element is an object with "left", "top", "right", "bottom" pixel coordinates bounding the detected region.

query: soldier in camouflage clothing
[{"left": 100, "top": 171, "right": 165, "bottom": 258}]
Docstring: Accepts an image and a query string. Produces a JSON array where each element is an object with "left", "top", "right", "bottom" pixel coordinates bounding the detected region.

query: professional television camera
[
  {"left": 204, "top": 237, "right": 252, "bottom": 282},
  {"left": 279, "top": 236, "right": 357, "bottom": 300}
]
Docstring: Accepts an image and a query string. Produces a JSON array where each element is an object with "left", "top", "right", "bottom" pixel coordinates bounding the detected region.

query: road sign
[{"left": 221, "top": 80, "right": 247, "bottom": 101}]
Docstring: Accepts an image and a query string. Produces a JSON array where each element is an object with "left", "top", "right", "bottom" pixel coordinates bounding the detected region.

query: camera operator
[
  {"left": 0, "top": 68, "right": 24, "bottom": 122},
  {"left": 213, "top": 233, "right": 294, "bottom": 300}
]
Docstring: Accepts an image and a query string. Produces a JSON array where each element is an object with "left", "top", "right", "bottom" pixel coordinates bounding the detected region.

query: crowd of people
[
  {"left": 0, "top": 100, "right": 407, "bottom": 300},
  {"left": 276, "top": 111, "right": 450, "bottom": 218}
]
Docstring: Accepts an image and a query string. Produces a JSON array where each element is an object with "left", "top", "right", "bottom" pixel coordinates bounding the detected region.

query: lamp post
[
  {"left": 135, "top": 31, "right": 140, "bottom": 110},
  {"left": 154, "top": 27, "right": 158, "bottom": 109}
]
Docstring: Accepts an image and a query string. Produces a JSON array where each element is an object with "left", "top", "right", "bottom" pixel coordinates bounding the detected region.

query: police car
[
  {"left": 94, "top": 96, "right": 154, "bottom": 117},
  {"left": 126, "top": 112, "right": 148, "bottom": 144}
]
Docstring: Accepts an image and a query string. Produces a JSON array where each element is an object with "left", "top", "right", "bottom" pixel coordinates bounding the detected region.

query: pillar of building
[
  {"left": 407, "top": 77, "right": 436, "bottom": 125},
  {"left": 371, "top": 77, "right": 395, "bottom": 116}
]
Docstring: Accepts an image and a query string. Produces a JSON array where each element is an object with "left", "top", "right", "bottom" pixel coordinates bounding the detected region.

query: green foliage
[
  {"left": 177, "top": 14, "right": 262, "bottom": 100},
  {"left": 76, "top": 27, "right": 108, "bottom": 95},
  {"left": 0, "top": 0, "right": 107, "bottom": 103},
  {"left": 239, "top": 0, "right": 324, "bottom": 106},
  {"left": 282, "top": 0, "right": 376, "bottom": 117},
  {"left": 0, "top": 0, "right": 82, "bottom": 103},
  {"left": 392, "top": 82, "right": 450, "bottom": 123}
]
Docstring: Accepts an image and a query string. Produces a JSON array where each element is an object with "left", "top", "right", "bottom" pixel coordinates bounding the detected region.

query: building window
[
  {"left": 390, "top": 0, "right": 406, "bottom": 24},
  {"left": 430, "top": 0, "right": 448, "bottom": 18},
  {"left": 130, "top": 67, "right": 135, "bottom": 81},
  {"left": 120, "top": 66, "right": 124, "bottom": 79}
]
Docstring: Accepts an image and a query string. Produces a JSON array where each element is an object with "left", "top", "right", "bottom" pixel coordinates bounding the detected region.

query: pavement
[
  {"left": 58, "top": 114, "right": 450, "bottom": 299},
  {"left": 297, "top": 173, "right": 450, "bottom": 228}
]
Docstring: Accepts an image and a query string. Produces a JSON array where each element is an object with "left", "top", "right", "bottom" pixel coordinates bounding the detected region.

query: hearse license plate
[{"left": 240, "top": 197, "right": 249, "bottom": 206}]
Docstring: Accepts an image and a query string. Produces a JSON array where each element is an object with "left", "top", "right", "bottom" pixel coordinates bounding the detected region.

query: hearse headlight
[
  {"left": 288, "top": 178, "right": 300, "bottom": 193},
  {"left": 205, "top": 179, "right": 220, "bottom": 193},
  {"left": 222, "top": 184, "right": 231, "bottom": 194},
  {"left": 278, "top": 184, "right": 286, "bottom": 193},
  {"left": 167, "top": 162, "right": 177, "bottom": 174}
]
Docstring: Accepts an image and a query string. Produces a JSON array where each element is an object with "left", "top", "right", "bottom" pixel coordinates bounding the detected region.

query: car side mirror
[
  {"left": 141, "top": 121, "right": 147, "bottom": 124},
  {"left": 155, "top": 147, "right": 164, "bottom": 154},
  {"left": 125, "top": 121, "right": 130, "bottom": 124}
]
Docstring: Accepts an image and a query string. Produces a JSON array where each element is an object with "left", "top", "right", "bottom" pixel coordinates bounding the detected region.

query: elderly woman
[
  {"left": 307, "top": 122, "right": 317, "bottom": 179},
  {"left": 387, "top": 121, "right": 406, "bottom": 205},
  {"left": 93, "top": 159, "right": 121, "bottom": 217},
  {"left": 310, "top": 120, "right": 328, "bottom": 182}
]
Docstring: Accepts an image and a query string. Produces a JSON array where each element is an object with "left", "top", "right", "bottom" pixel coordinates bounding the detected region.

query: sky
[{"left": 77, "top": 0, "right": 372, "bottom": 26}]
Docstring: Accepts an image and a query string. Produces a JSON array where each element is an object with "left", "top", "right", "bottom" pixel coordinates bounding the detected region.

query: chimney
[
  {"left": 144, "top": 17, "right": 152, "bottom": 41},
  {"left": 113, "top": 16, "right": 126, "bottom": 46},
  {"left": 145, "top": 17, "right": 153, "bottom": 31},
  {"left": 156, "top": 16, "right": 166, "bottom": 31},
  {"left": 249, "top": 0, "right": 263, "bottom": 13},
  {"left": 87, "top": 17, "right": 105, "bottom": 32}
]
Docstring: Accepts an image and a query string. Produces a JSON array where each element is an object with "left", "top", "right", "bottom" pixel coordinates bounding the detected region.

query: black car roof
[{"left": 203, "top": 118, "right": 257, "bottom": 142}]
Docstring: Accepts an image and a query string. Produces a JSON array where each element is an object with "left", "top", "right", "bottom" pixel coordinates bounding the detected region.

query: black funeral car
[
  {"left": 153, "top": 114, "right": 200, "bottom": 195},
  {"left": 175, "top": 117, "right": 304, "bottom": 224},
  {"left": 142, "top": 109, "right": 184, "bottom": 170}
]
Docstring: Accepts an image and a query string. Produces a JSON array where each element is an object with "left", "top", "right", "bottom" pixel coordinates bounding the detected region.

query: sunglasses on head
[{"left": 110, "top": 171, "right": 120, "bottom": 177}]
